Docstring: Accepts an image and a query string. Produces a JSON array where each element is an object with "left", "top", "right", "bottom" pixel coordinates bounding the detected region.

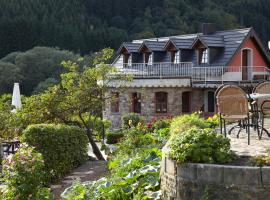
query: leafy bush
[
  {"left": 106, "top": 129, "right": 124, "bottom": 144},
  {"left": 157, "top": 127, "right": 170, "bottom": 138},
  {"left": 250, "top": 149, "right": 270, "bottom": 166},
  {"left": 62, "top": 151, "right": 161, "bottom": 200},
  {"left": 21, "top": 124, "right": 88, "bottom": 182},
  {"left": 121, "top": 113, "right": 143, "bottom": 129},
  {"left": 170, "top": 113, "right": 213, "bottom": 137},
  {"left": 152, "top": 118, "right": 171, "bottom": 131},
  {"left": 169, "top": 128, "right": 231, "bottom": 164},
  {"left": 0, "top": 145, "right": 54, "bottom": 200},
  {"left": 206, "top": 114, "right": 220, "bottom": 129}
]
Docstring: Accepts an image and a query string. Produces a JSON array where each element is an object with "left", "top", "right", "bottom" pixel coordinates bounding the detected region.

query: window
[
  {"left": 148, "top": 53, "right": 153, "bottom": 65},
  {"left": 155, "top": 92, "right": 168, "bottom": 113},
  {"left": 123, "top": 54, "right": 129, "bottom": 64},
  {"left": 111, "top": 92, "right": 119, "bottom": 113},
  {"left": 174, "top": 51, "right": 180, "bottom": 64},
  {"left": 199, "top": 48, "right": 208, "bottom": 64},
  {"left": 207, "top": 91, "right": 215, "bottom": 112},
  {"left": 144, "top": 53, "right": 153, "bottom": 65},
  {"left": 128, "top": 54, "right": 132, "bottom": 66},
  {"left": 132, "top": 93, "right": 141, "bottom": 113}
]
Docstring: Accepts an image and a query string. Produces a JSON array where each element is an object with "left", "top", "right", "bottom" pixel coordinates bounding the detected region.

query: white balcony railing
[
  {"left": 111, "top": 62, "right": 270, "bottom": 83},
  {"left": 113, "top": 62, "right": 192, "bottom": 78}
]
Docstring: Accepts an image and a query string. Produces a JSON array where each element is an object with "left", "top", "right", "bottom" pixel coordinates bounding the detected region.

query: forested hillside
[{"left": 0, "top": 0, "right": 270, "bottom": 59}]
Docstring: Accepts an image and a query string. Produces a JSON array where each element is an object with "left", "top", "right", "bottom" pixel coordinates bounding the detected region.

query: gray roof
[
  {"left": 211, "top": 28, "right": 251, "bottom": 66},
  {"left": 168, "top": 37, "right": 195, "bottom": 49},
  {"left": 117, "top": 42, "right": 141, "bottom": 54},
  {"left": 192, "top": 35, "right": 225, "bottom": 48},
  {"left": 118, "top": 27, "right": 270, "bottom": 66},
  {"left": 140, "top": 41, "right": 167, "bottom": 52}
]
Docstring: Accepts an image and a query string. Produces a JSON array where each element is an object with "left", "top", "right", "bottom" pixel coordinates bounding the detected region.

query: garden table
[
  {"left": 249, "top": 93, "right": 270, "bottom": 100},
  {"left": 248, "top": 93, "right": 270, "bottom": 138}
]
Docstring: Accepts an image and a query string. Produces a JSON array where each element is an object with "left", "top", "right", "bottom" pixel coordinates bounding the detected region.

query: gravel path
[{"left": 51, "top": 160, "right": 108, "bottom": 200}]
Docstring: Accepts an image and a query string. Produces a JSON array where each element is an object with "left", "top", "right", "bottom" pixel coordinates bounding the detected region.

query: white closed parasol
[{"left": 11, "top": 83, "right": 22, "bottom": 113}]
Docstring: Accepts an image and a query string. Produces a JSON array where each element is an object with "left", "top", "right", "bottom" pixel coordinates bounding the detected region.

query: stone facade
[
  {"left": 103, "top": 87, "right": 210, "bottom": 128},
  {"left": 160, "top": 156, "right": 270, "bottom": 200}
]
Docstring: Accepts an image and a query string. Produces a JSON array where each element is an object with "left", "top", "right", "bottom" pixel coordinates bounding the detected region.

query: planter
[{"left": 160, "top": 156, "right": 270, "bottom": 200}]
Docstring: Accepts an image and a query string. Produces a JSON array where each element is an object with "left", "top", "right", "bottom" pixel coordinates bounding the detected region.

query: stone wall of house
[
  {"left": 160, "top": 156, "right": 270, "bottom": 200},
  {"left": 103, "top": 87, "right": 206, "bottom": 129}
]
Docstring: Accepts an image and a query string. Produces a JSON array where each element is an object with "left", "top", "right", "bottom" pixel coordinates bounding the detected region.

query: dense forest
[
  {"left": 0, "top": 0, "right": 270, "bottom": 95},
  {"left": 0, "top": 0, "right": 270, "bottom": 59}
]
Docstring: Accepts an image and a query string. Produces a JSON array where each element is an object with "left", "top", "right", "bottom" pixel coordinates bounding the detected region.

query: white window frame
[
  {"left": 174, "top": 50, "right": 181, "bottom": 64},
  {"left": 128, "top": 54, "right": 132, "bottom": 66},
  {"left": 148, "top": 53, "right": 153, "bottom": 65},
  {"left": 201, "top": 48, "right": 208, "bottom": 64}
]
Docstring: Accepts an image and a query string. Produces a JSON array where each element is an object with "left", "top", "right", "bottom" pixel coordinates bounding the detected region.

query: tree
[
  {"left": 0, "top": 47, "right": 78, "bottom": 95},
  {"left": 0, "top": 94, "right": 21, "bottom": 141},
  {"left": 0, "top": 61, "right": 22, "bottom": 94},
  {"left": 17, "top": 48, "right": 130, "bottom": 160}
]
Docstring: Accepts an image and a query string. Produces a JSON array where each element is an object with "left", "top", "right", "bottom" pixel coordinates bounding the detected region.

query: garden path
[{"left": 51, "top": 160, "right": 108, "bottom": 200}]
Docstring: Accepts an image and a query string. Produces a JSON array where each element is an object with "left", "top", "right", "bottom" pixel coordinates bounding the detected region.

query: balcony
[{"left": 112, "top": 62, "right": 270, "bottom": 85}]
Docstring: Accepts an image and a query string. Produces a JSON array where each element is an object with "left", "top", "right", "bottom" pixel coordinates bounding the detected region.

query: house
[{"left": 104, "top": 24, "right": 270, "bottom": 128}]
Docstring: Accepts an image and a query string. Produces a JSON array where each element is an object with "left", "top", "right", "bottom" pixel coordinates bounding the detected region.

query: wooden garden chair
[{"left": 216, "top": 85, "right": 251, "bottom": 144}]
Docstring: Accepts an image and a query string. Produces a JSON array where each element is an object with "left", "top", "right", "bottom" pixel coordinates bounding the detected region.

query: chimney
[{"left": 202, "top": 23, "right": 216, "bottom": 35}]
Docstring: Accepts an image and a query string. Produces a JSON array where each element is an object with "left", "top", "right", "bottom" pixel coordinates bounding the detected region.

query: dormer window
[
  {"left": 199, "top": 48, "right": 208, "bottom": 64},
  {"left": 148, "top": 54, "right": 153, "bottom": 65},
  {"left": 128, "top": 54, "right": 132, "bottom": 66},
  {"left": 171, "top": 51, "right": 180, "bottom": 64},
  {"left": 144, "top": 53, "right": 153, "bottom": 65},
  {"left": 174, "top": 51, "right": 180, "bottom": 64}
]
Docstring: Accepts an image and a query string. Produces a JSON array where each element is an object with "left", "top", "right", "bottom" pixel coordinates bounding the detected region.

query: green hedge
[
  {"left": 22, "top": 124, "right": 89, "bottom": 182},
  {"left": 106, "top": 130, "right": 124, "bottom": 144}
]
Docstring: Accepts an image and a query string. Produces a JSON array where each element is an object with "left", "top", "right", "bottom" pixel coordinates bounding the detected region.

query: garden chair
[
  {"left": 216, "top": 85, "right": 251, "bottom": 144},
  {"left": 253, "top": 81, "right": 270, "bottom": 109},
  {"left": 253, "top": 81, "right": 270, "bottom": 137}
]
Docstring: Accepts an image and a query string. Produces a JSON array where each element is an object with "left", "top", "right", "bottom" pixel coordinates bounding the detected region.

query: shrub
[
  {"left": 21, "top": 124, "right": 88, "bottom": 182},
  {"left": 106, "top": 129, "right": 124, "bottom": 144},
  {"left": 1, "top": 145, "right": 54, "bottom": 200},
  {"left": 206, "top": 114, "right": 220, "bottom": 129},
  {"left": 121, "top": 113, "right": 143, "bottom": 129},
  {"left": 169, "top": 128, "right": 231, "bottom": 164},
  {"left": 157, "top": 127, "right": 170, "bottom": 138},
  {"left": 250, "top": 149, "right": 270, "bottom": 166},
  {"left": 152, "top": 119, "right": 171, "bottom": 132},
  {"left": 170, "top": 113, "right": 211, "bottom": 137}
]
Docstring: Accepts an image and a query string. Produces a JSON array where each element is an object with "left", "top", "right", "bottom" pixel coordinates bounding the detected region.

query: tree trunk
[{"left": 86, "top": 130, "right": 105, "bottom": 161}]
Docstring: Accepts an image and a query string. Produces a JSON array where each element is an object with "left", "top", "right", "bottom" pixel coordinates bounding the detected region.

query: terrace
[{"left": 112, "top": 62, "right": 270, "bottom": 86}]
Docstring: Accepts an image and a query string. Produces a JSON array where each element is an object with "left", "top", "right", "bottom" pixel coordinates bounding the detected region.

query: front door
[
  {"left": 182, "top": 91, "right": 191, "bottom": 113},
  {"left": 242, "top": 49, "right": 252, "bottom": 80}
]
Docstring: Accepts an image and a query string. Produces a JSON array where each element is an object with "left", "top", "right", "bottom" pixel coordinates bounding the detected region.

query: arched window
[
  {"left": 111, "top": 92, "right": 119, "bottom": 113},
  {"left": 155, "top": 92, "right": 168, "bottom": 113}
]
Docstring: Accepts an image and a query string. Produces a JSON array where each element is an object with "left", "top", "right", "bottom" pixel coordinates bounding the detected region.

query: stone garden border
[{"left": 161, "top": 156, "right": 270, "bottom": 200}]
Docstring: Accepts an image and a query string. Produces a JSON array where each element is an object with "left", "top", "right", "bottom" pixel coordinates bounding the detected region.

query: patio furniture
[
  {"left": 253, "top": 81, "right": 270, "bottom": 109},
  {"left": 1, "top": 140, "right": 20, "bottom": 156},
  {"left": 216, "top": 85, "right": 251, "bottom": 144},
  {"left": 260, "top": 100, "right": 270, "bottom": 137},
  {"left": 252, "top": 81, "right": 270, "bottom": 137}
]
